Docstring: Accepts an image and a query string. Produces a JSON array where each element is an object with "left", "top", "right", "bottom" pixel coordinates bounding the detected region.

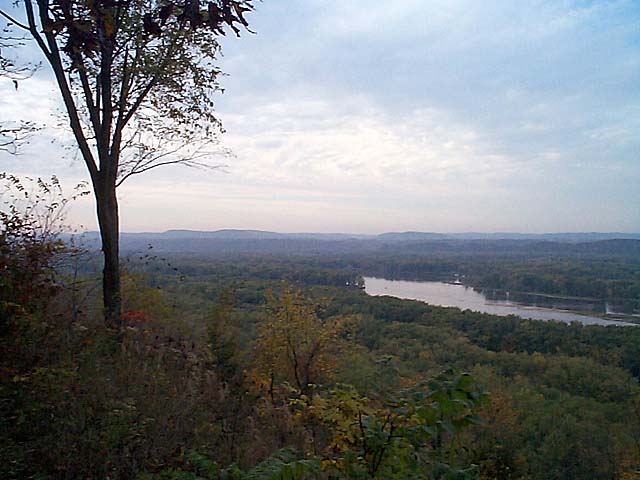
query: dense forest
[
  {"left": 3, "top": 0, "right": 639, "bottom": 478},
  {"left": 114, "top": 246, "right": 640, "bottom": 313},
  {"left": 79, "top": 228, "right": 640, "bottom": 304},
  {"left": 3, "top": 211, "right": 640, "bottom": 479}
]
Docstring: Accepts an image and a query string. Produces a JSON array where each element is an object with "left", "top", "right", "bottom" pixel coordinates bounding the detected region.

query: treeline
[
  {"left": 121, "top": 250, "right": 640, "bottom": 301},
  {"left": 120, "top": 254, "right": 365, "bottom": 290},
  {"left": 344, "top": 255, "right": 640, "bottom": 300},
  {"left": 75, "top": 232, "right": 640, "bottom": 305},
  {"left": 325, "top": 290, "right": 640, "bottom": 379}
]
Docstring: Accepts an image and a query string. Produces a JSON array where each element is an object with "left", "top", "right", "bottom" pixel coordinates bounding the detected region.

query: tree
[
  {"left": 251, "top": 289, "right": 354, "bottom": 401},
  {"left": 0, "top": 0, "right": 253, "bottom": 326}
]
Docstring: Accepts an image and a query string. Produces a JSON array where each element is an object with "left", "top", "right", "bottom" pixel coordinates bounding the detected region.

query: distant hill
[
  {"left": 376, "top": 231, "right": 447, "bottom": 242},
  {"left": 106, "top": 229, "right": 372, "bottom": 241},
  {"left": 163, "top": 229, "right": 287, "bottom": 239},
  {"left": 81, "top": 229, "right": 640, "bottom": 243},
  {"left": 73, "top": 229, "right": 640, "bottom": 258},
  {"left": 373, "top": 231, "right": 640, "bottom": 243},
  {"left": 447, "top": 232, "right": 640, "bottom": 242}
]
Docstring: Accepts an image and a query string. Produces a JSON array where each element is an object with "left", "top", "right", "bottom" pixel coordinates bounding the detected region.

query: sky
[{"left": 1, "top": 0, "right": 639, "bottom": 234}]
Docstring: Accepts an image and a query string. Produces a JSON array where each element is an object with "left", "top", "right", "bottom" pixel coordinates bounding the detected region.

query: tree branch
[
  {"left": 76, "top": 60, "right": 102, "bottom": 135},
  {"left": 98, "top": 27, "right": 114, "bottom": 178},
  {"left": 22, "top": 1, "right": 51, "bottom": 60},
  {"left": 0, "top": 122, "right": 39, "bottom": 154},
  {"left": 0, "top": 9, "right": 30, "bottom": 31},
  {"left": 119, "top": 30, "right": 185, "bottom": 130},
  {"left": 116, "top": 158, "right": 224, "bottom": 187},
  {"left": 27, "top": 0, "right": 99, "bottom": 184}
]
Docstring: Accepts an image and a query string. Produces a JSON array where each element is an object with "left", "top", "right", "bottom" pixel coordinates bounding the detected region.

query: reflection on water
[
  {"left": 364, "top": 277, "right": 638, "bottom": 327},
  {"left": 479, "top": 289, "right": 639, "bottom": 316}
]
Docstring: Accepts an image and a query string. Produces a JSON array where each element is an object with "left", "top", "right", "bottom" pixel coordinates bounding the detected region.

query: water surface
[{"left": 364, "top": 277, "right": 637, "bottom": 327}]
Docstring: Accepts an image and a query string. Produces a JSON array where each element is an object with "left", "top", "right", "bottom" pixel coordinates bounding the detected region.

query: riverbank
[{"left": 363, "top": 277, "right": 638, "bottom": 327}]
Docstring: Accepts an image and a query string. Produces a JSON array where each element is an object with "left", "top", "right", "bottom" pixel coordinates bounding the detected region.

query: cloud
[{"left": 1, "top": 0, "right": 639, "bottom": 232}]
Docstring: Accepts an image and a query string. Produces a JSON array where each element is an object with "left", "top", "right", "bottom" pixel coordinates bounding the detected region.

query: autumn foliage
[
  {"left": 251, "top": 290, "right": 356, "bottom": 400},
  {"left": 0, "top": 177, "right": 506, "bottom": 478}
]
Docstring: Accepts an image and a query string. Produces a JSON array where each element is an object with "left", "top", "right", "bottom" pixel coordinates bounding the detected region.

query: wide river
[{"left": 363, "top": 277, "right": 638, "bottom": 327}]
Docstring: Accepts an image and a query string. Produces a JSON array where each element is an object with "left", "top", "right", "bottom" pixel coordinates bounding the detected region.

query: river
[{"left": 363, "top": 277, "right": 638, "bottom": 327}]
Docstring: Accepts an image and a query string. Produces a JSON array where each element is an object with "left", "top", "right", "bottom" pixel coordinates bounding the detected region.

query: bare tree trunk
[{"left": 95, "top": 179, "right": 121, "bottom": 328}]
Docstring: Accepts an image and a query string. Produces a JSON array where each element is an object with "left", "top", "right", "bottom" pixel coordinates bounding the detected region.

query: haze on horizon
[{"left": 1, "top": 0, "right": 639, "bottom": 234}]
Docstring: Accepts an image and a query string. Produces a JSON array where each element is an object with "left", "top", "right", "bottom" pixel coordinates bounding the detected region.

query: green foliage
[
  {"left": 160, "top": 254, "right": 640, "bottom": 479},
  {"left": 250, "top": 289, "right": 355, "bottom": 398},
  {"left": 208, "top": 289, "right": 242, "bottom": 384},
  {"left": 316, "top": 371, "right": 486, "bottom": 479},
  {"left": 3, "top": 230, "right": 640, "bottom": 479},
  {"left": 243, "top": 448, "right": 321, "bottom": 480},
  {"left": 143, "top": 448, "right": 320, "bottom": 480}
]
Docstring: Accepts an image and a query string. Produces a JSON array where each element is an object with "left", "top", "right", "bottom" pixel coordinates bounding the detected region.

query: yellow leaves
[
  {"left": 320, "top": 458, "right": 339, "bottom": 471},
  {"left": 300, "top": 385, "right": 372, "bottom": 450},
  {"left": 250, "top": 288, "right": 357, "bottom": 399},
  {"left": 619, "top": 449, "right": 640, "bottom": 480},
  {"left": 121, "top": 272, "right": 173, "bottom": 324}
]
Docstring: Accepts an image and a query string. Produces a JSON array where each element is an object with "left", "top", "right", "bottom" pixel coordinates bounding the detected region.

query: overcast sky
[{"left": 1, "top": 0, "right": 639, "bottom": 233}]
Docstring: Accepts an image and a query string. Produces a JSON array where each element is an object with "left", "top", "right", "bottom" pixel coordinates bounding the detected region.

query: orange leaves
[{"left": 121, "top": 310, "right": 151, "bottom": 325}]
